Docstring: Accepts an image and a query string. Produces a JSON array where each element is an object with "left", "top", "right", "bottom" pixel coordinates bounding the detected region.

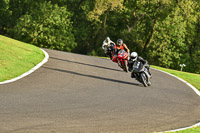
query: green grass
[
  {"left": 0, "top": 35, "right": 44, "bottom": 82},
  {"left": 151, "top": 65, "right": 200, "bottom": 91}
]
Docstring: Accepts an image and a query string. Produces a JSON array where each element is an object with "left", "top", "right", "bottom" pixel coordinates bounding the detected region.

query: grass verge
[{"left": 0, "top": 35, "right": 44, "bottom": 82}]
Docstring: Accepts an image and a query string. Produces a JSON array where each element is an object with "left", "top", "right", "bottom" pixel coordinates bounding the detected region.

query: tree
[
  {"left": 13, "top": 1, "right": 76, "bottom": 52},
  {"left": 86, "top": 0, "right": 124, "bottom": 55},
  {"left": 179, "top": 0, "right": 200, "bottom": 73},
  {"left": 122, "top": 0, "right": 175, "bottom": 56},
  {"left": 148, "top": 12, "right": 187, "bottom": 68},
  {"left": 0, "top": 0, "right": 10, "bottom": 34},
  {"left": 148, "top": 0, "right": 200, "bottom": 72},
  {"left": 1, "top": 0, "right": 200, "bottom": 73}
]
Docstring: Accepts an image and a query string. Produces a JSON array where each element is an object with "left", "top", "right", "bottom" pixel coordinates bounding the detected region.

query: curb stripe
[
  {"left": 151, "top": 68, "right": 200, "bottom": 132},
  {"left": 0, "top": 48, "right": 49, "bottom": 85}
]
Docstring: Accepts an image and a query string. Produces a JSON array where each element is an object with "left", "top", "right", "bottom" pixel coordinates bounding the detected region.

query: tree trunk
[
  {"left": 143, "top": 19, "right": 157, "bottom": 54},
  {"left": 126, "top": 14, "right": 144, "bottom": 33},
  {"left": 103, "top": 11, "right": 108, "bottom": 36}
]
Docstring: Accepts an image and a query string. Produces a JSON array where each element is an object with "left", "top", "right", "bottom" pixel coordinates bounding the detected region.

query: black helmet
[{"left": 117, "top": 39, "right": 123, "bottom": 46}]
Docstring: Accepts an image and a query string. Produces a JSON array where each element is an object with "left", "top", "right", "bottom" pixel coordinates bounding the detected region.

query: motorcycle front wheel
[
  {"left": 141, "top": 73, "right": 148, "bottom": 87},
  {"left": 148, "top": 80, "right": 152, "bottom": 86},
  {"left": 123, "top": 60, "right": 128, "bottom": 72}
]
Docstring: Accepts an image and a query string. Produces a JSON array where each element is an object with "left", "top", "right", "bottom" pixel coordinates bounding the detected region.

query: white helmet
[
  {"left": 131, "top": 52, "right": 138, "bottom": 61},
  {"left": 105, "top": 37, "right": 110, "bottom": 43}
]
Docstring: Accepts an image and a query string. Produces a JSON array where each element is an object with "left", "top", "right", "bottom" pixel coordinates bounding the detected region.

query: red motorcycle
[{"left": 112, "top": 49, "right": 129, "bottom": 72}]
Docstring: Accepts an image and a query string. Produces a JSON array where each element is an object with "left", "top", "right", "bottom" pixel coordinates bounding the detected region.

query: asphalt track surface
[{"left": 0, "top": 49, "right": 200, "bottom": 133}]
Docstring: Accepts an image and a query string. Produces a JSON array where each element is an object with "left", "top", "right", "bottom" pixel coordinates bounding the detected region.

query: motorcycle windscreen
[
  {"left": 132, "top": 61, "right": 144, "bottom": 72},
  {"left": 118, "top": 49, "right": 128, "bottom": 59}
]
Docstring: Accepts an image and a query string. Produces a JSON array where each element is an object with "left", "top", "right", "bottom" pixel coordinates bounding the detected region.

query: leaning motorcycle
[
  {"left": 112, "top": 49, "right": 129, "bottom": 72},
  {"left": 103, "top": 44, "right": 115, "bottom": 60},
  {"left": 131, "top": 61, "right": 152, "bottom": 87}
]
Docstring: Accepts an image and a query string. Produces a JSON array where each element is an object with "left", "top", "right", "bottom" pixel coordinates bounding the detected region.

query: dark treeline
[{"left": 0, "top": 0, "right": 200, "bottom": 73}]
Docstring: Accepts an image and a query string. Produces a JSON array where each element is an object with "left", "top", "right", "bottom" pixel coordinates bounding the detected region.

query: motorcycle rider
[
  {"left": 102, "top": 37, "right": 115, "bottom": 59},
  {"left": 112, "top": 39, "right": 130, "bottom": 62},
  {"left": 128, "top": 52, "right": 151, "bottom": 78}
]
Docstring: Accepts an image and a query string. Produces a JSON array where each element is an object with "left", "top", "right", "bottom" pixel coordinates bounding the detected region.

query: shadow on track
[
  {"left": 44, "top": 67, "right": 140, "bottom": 86},
  {"left": 50, "top": 57, "right": 123, "bottom": 73}
]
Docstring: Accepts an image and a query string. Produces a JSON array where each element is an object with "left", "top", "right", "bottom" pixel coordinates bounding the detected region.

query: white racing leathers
[{"left": 102, "top": 40, "right": 115, "bottom": 53}]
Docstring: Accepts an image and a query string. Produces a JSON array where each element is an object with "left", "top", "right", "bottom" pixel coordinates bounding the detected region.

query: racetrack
[{"left": 1, "top": 49, "right": 200, "bottom": 133}]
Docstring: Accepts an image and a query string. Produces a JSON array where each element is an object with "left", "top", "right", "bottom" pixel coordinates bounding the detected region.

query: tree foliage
[
  {"left": 13, "top": 1, "right": 76, "bottom": 51},
  {"left": 0, "top": 0, "right": 200, "bottom": 73},
  {"left": 0, "top": 0, "right": 10, "bottom": 34}
]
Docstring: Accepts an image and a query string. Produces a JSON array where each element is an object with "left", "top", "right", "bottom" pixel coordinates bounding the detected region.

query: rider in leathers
[
  {"left": 102, "top": 37, "right": 115, "bottom": 59},
  {"left": 128, "top": 52, "right": 151, "bottom": 78},
  {"left": 112, "top": 39, "right": 130, "bottom": 62}
]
